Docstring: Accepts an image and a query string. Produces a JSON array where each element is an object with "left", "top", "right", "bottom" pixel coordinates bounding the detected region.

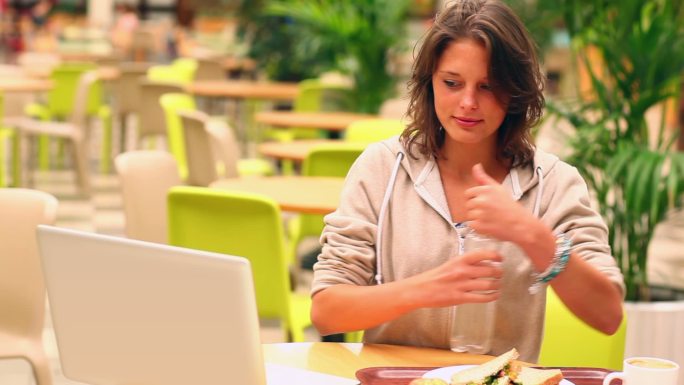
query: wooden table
[
  {"left": 258, "top": 139, "right": 352, "bottom": 162},
  {"left": 0, "top": 78, "right": 53, "bottom": 93},
  {"left": 256, "top": 111, "right": 379, "bottom": 132},
  {"left": 263, "top": 343, "right": 613, "bottom": 384},
  {"left": 263, "top": 342, "right": 492, "bottom": 381},
  {"left": 187, "top": 80, "right": 300, "bottom": 100},
  {"left": 210, "top": 176, "right": 344, "bottom": 214}
]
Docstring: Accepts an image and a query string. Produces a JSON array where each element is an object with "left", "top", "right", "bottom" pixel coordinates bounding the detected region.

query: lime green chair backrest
[
  {"left": 277, "top": 79, "right": 352, "bottom": 141},
  {"left": 168, "top": 186, "right": 311, "bottom": 341},
  {"left": 287, "top": 144, "right": 366, "bottom": 264},
  {"left": 147, "top": 65, "right": 174, "bottom": 82},
  {"left": 294, "top": 79, "right": 351, "bottom": 112},
  {"left": 0, "top": 91, "right": 8, "bottom": 186},
  {"left": 302, "top": 144, "right": 366, "bottom": 177},
  {"left": 159, "top": 93, "right": 197, "bottom": 180},
  {"left": 172, "top": 57, "right": 198, "bottom": 79},
  {"left": 148, "top": 59, "right": 197, "bottom": 85},
  {"left": 46, "top": 62, "right": 102, "bottom": 119},
  {"left": 538, "top": 287, "right": 626, "bottom": 370},
  {"left": 344, "top": 118, "right": 405, "bottom": 143}
]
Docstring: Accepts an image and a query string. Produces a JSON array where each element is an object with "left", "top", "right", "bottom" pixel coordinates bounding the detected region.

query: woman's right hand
[{"left": 405, "top": 250, "right": 503, "bottom": 309}]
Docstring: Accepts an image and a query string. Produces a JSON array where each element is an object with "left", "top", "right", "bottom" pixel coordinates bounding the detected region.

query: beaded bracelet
[{"left": 528, "top": 233, "right": 572, "bottom": 294}]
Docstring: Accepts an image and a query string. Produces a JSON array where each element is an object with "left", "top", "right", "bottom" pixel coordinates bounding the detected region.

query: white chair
[
  {"left": 12, "top": 71, "right": 100, "bottom": 196},
  {"left": 0, "top": 188, "right": 58, "bottom": 385},
  {"left": 137, "top": 80, "right": 184, "bottom": 148},
  {"left": 178, "top": 110, "right": 273, "bottom": 186},
  {"left": 114, "top": 150, "right": 181, "bottom": 244}
]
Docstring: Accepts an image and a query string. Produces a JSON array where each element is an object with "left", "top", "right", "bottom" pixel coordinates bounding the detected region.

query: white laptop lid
[{"left": 37, "top": 225, "right": 266, "bottom": 385}]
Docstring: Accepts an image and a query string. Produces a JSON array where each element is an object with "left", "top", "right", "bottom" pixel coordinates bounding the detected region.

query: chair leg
[
  {"left": 287, "top": 325, "right": 305, "bottom": 343},
  {"left": 99, "top": 106, "right": 113, "bottom": 174},
  {"left": 119, "top": 113, "right": 128, "bottom": 153},
  {"left": 38, "top": 135, "right": 50, "bottom": 170},
  {"left": 0, "top": 128, "right": 6, "bottom": 186},
  {"left": 11, "top": 130, "right": 22, "bottom": 187},
  {"left": 71, "top": 139, "right": 91, "bottom": 196},
  {"left": 26, "top": 349, "right": 53, "bottom": 385}
]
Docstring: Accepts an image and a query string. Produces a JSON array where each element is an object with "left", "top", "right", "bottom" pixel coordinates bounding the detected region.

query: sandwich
[
  {"left": 410, "top": 348, "right": 563, "bottom": 385},
  {"left": 449, "top": 348, "right": 563, "bottom": 385}
]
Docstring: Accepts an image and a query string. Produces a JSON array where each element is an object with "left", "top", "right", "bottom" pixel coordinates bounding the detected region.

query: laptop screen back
[{"left": 37, "top": 225, "right": 266, "bottom": 385}]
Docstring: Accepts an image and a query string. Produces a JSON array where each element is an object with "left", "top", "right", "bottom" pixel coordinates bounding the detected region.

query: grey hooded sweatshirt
[{"left": 312, "top": 136, "right": 624, "bottom": 363}]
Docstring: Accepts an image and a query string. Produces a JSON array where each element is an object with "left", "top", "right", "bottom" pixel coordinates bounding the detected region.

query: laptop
[{"left": 37, "top": 225, "right": 266, "bottom": 385}]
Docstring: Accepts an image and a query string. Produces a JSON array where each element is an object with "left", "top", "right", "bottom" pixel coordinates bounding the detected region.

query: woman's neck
[{"left": 437, "top": 139, "right": 509, "bottom": 184}]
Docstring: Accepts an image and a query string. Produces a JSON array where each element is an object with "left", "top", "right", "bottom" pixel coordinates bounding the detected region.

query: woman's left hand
[{"left": 464, "top": 163, "right": 535, "bottom": 243}]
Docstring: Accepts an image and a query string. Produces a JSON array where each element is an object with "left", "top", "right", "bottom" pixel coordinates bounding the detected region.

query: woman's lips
[{"left": 453, "top": 116, "right": 483, "bottom": 128}]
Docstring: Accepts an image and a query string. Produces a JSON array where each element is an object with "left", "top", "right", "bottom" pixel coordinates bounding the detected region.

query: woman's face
[{"left": 432, "top": 38, "right": 507, "bottom": 147}]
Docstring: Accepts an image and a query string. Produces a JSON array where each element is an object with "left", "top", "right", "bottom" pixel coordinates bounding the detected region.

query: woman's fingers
[
  {"left": 458, "top": 290, "right": 500, "bottom": 304},
  {"left": 459, "top": 250, "right": 502, "bottom": 265}
]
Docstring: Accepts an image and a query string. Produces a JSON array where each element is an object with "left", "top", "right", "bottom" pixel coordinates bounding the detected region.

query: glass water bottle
[{"left": 449, "top": 225, "right": 500, "bottom": 354}]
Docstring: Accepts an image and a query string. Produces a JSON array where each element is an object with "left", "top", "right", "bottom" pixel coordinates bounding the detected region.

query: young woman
[{"left": 310, "top": 0, "right": 624, "bottom": 362}]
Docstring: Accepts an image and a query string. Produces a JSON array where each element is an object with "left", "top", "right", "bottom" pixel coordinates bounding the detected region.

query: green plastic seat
[
  {"left": 147, "top": 58, "right": 197, "bottom": 85},
  {"left": 23, "top": 62, "right": 112, "bottom": 172},
  {"left": 344, "top": 118, "right": 405, "bottom": 143},
  {"left": 172, "top": 57, "right": 198, "bottom": 79},
  {"left": 159, "top": 93, "right": 196, "bottom": 180},
  {"left": 538, "top": 287, "right": 626, "bottom": 370},
  {"left": 287, "top": 144, "right": 366, "bottom": 266},
  {"left": 168, "top": 186, "right": 313, "bottom": 342},
  {"left": 0, "top": 91, "right": 7, "bottom": 186},
  {"left": 265, "top": 78, "right": 352, "bottom": 175},
  {"left": 265, "top": 79, "right": 352, "bottom": 143},
  {"left": 0, "top": 126, "right": 12, "bottom": 187}
]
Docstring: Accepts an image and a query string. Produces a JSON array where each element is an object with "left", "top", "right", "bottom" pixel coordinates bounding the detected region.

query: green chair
[
  {"left": 14, "top": 71, "right": 102, "bottom": 196},
  {"left": 287, "top": 144, "right": 366, "bottom": 267},
  {"left": 147, "top": 58, "right": 197, "bottom": 85},
  {"left": 0, "top": 91, "right": 14, "bottom": 187},
  {"left": 159, "top": 93, "right": 196, "bottom": 180},
  {"left": 172, "top": 57, "right": 198, "bottom": 79},
  {"left": 146, "top": 65, "right": 179, "bottom": 83},
  {"left": 24, "top": 62, "right": 111, "bottom": 172},
  {"left": 344, "top": 118, "right": 405, "bottom": 143},
  {"left": 264, "top": 79, "right": 351, "bottom": 175},
  {"left": 168, "top": 186, "right": 313, "bottom": 342},
  {"left": 265, "top": 79, "right": 352, "bottom": 143},
  {"left": 538, "top": 287, "right": 626, "bottom": 370},
  {"left": 0, "top": 126, "right": 12, "bottom": 187}
]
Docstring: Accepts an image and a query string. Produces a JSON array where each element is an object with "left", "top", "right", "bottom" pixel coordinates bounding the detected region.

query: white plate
[{"left": 422, "top": 365, "right": 575, "bottom": 384}]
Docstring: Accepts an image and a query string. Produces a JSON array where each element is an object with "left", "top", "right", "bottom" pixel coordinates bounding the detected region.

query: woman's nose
[{"left": 459, "top": 89, "right": 479, "bottom": 110}]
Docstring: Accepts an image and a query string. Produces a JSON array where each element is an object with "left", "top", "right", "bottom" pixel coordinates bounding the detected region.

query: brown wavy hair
[{"left": 401, "top": 0, "right": 544, "bottom": 167}]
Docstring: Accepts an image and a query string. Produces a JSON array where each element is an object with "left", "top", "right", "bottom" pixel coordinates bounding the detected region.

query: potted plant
[
  {"left": 265, "top": 0, "right": 412, "bottom": 113},
  {"left": 235, "top": 0, "right": 338, "bottom": 82},
  {"left": 548, "top": 0, "right": 684, "bottom": 369}
]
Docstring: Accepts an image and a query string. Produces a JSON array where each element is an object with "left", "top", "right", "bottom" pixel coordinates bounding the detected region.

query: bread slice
[
  {"left": 450, "top": 348, "right": 520, "bottom": 385},
  {"left": 513, "top": 367, "right": 563, "bottom": 385}
]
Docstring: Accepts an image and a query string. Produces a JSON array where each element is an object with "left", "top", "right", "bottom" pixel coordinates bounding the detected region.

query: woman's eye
[
  {"left": 444, "top": 80, "right": 461, "bottom": 88},
  {"left": 480, "top": 83, "right": 492, "bottom": 91}
]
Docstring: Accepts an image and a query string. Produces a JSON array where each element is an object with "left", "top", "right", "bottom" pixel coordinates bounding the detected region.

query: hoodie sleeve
[
  {"left": 311, "top": 142, "right": 395, "bottom": 296},
  {"left": 540, "top": 162, "right": 626, "bottom": 296}
]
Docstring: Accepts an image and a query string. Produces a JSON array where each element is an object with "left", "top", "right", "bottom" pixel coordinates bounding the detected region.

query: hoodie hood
[{"left": 378, "top": 136, "right": 561, "bottom": 202}]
